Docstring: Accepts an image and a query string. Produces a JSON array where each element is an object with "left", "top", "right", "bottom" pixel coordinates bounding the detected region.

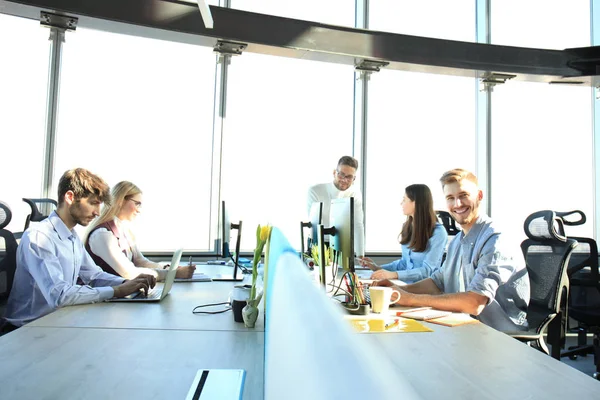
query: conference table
[{"left": 0, "top": 265, "right": 265, "bottom": 400}]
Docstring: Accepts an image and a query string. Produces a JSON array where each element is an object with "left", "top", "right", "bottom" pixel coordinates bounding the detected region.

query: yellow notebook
[{"left": 345, "top": 315, "right": 433, "bottom": 333}]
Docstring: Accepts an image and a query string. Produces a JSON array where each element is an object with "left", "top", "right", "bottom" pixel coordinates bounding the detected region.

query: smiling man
[
  {"left": 374, "top": 168, "right": 530, "bottom": 332},
  {"left": 1, "top": 168, "right": 155, "bottom": 332},
  {"left": 307, "top": 156, "right": 365, "bottom": 256}
]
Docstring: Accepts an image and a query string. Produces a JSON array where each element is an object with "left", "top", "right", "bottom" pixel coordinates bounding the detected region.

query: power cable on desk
[{"left": 192, "top": 301, "right": 231, "bottom": 315}]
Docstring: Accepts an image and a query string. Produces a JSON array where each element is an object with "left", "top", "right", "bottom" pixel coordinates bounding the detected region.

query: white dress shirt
[
  {"left": 307, "top": 182, "right": 365, "bottom": 256},
  {"left": 87, "top": 218, "right": 166, "bottom": 280},
  {"left": 4, "top": 211, "right": 124, "bottom": 327}
]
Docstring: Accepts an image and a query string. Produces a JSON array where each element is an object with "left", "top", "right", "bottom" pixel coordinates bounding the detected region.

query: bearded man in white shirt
[
  {"left": 1, "top": 168, "right": 156, "bottom": 332},
  {"left": 307, "top": 156, "right": 365, "bottom": 257}
]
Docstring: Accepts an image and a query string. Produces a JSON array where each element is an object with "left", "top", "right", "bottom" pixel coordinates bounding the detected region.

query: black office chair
[
  {"left": 509, "top": 210, "right": 577, "bottom": 359},
  {"left": 555, "top": 210, "right": 600, "bottom": 380},
  {"left": 21, "top": 198, "right": 57, "bottom": 231},
  {"left": 0, "top": 201, "right": 18, "bottom": 311},
  {"left": 435, "top": 210, "right": 460, "bottom": 236}
]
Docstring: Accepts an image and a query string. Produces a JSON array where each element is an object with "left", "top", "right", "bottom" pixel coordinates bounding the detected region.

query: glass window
[
  {"left": 491, "top": 3, "right": 592, "bottom": 246},
  {"left": 222, "top": 52, "right": 354, "bottom": 251},
  {"left": 491, "top": 0, "right": 590, "bottom": 49},
  {"left": 0, "top": 14, "right": 49, "bottom": 233},
  {"left": 365, "top": 3, "right": 477, "bottom": 252},
  {"left": 231, "top": 0, "right": 354, "bottom": 26},
  {"left": 53, "top": 28, "right": 216, "bottom": 251},
  {"left": 370, "top": 0, "right": 476, "bottom": 41}
]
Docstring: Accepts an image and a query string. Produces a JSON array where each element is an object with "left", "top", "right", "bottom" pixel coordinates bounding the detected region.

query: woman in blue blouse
[{"left": 359, "top": 184, "right": 448, "bottom": 283}]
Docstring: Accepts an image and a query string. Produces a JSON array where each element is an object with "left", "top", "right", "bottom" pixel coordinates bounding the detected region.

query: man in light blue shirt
[
  {"left": 374, "top": 169, "right": 530, "bottom": 332},
  {"left": 2, "top": 168, "right": 155, "bottom": 330}
]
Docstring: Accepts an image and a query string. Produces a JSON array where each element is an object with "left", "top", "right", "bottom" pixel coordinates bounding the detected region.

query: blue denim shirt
[
  {"left": 381, "top": 223, "right": 447, "bottom": 283},
  {"left": 430, "top": 215, "right": 530, "bottom": 331}
]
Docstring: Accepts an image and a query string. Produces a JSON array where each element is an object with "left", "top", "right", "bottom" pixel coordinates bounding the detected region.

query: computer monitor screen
[
  {"left": 221, "top": 200, "right": 231, "bottom": 258},
  {"left": 308, "top": 202, "right": 323, "bottom": 248},
  {"left": 329, "top": 198, "right": 354, "bottom": 272},
  {"left": 216, "top": 200, "right": 243, "bottom": 282}
]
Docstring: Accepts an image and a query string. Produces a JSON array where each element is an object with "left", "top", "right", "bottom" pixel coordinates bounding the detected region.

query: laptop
[{"left": 107, "top": 248, "right": 182, "bottom": 302}]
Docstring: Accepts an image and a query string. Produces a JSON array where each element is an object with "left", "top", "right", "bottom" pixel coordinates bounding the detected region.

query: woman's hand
[
  {"left": 357, "top": 256, "right": 379, "bottom": 271},
  {"left": 370, "top": 269, "right": 398, "bottom": 280},
  {"left": 175, "top": 265, "right": 196, "bottom": 279}
]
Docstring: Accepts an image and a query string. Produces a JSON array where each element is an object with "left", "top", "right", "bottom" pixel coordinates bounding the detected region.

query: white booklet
[
  {"left": 174, "top": 272, "right": 212, "bottom": 282},
  {"left": 186, "top": 369, "right": 246, "bottom": 400}
]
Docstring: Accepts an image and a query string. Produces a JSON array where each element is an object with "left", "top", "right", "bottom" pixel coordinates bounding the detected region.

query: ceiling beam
[{"left": 1, "top": 0, "right": 599, "bottom": 85}]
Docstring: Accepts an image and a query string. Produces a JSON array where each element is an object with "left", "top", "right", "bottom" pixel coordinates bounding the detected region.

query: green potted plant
[{"left": 242, "top": 224, "right": 271, "bottom": 328}]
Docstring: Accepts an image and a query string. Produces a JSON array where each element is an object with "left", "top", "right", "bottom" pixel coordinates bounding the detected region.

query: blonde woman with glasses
[{"left": 85, "top": 181, "right": 195, "bottom": 281}]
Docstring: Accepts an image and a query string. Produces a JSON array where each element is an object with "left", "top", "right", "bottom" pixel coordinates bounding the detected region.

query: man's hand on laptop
[
  {"left": 113, "top": 274, "right": 155, "bottom": 298},
  {"left": 175, "top": 265, "right": 196, "bottom": 279}
]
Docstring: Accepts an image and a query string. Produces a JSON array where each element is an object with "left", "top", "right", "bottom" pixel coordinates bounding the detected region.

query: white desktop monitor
[{"left": 329, "top": 197, "right": 354, "bottom": 272}]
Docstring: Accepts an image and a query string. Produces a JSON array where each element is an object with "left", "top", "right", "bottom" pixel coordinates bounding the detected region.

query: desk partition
[{"left": 264, "top": 229, "right": 418, "bottom": 400}]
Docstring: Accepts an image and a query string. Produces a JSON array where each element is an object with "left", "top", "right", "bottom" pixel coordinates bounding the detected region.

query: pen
[
  {"left": 385, "top": 319, "right": 400, "bottom": 330},
  {"left": 188, "top": 256, "right": 193, "bottom": 266}
]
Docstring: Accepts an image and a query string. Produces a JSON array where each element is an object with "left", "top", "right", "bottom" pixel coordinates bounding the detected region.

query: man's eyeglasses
[
  {"left": 127, "top": 199, "right": 142, "bottom": 209},
  {"left": 336, "top": 170, "right": 356, "bottom": 181}
]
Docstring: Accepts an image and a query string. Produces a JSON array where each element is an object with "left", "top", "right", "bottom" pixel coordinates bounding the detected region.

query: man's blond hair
[{"left": 439, "top": 168, "right": 478, "bottom": 188}]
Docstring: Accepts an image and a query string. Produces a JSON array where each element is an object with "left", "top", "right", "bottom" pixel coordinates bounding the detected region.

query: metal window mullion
[
  {"left": 207, "top": 0, "right": 232, "bottom": 253},
  {"left": 354, "top": 0, "right": 368, "bottom": 243},
  {"left": 42, "top": 27, "right": 65, "bottom": 200},
  {"left": 209, "top": 53, "right": 230, "bottom": 254},
  {"left": 476, "top": 0, "right": 492, "bottom": 216},
  {"left": 592, "top": 0, "right": 600, "bottom": 241}
]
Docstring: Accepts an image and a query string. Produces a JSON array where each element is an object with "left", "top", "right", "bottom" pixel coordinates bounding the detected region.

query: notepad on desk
[
  {"left": 400, "top": 310, "right": 479, "bottom": 327},
  {"left": 426, "top": 313, "right": 480, "bottom": 327},
  {"left": 174, "top": 273, "right": 212, "bottom": 282}
]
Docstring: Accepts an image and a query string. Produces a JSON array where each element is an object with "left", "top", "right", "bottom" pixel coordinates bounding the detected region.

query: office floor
[{"left": 559, "top": 334, "right": 598, "bottom": 379}]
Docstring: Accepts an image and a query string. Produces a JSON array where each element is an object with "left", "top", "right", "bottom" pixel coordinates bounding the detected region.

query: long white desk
[
  {"left": 0, "top": 326, "right": 263, "bottom": 400},
  {"left": 359, "top": 320, "right": 600, "bottom": 398},
  {"left": 28, "top": 275, "right": 264, "bottom": 332}
]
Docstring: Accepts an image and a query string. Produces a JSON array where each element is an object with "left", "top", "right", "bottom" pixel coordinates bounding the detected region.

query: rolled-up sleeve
[{"left": 467, "top": 234, "right": 518, "bottom": 303}]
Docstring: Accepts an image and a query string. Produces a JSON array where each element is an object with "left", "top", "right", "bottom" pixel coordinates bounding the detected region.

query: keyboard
[{"left": 129, "top": 288, "right": 162, "bottom": 300}]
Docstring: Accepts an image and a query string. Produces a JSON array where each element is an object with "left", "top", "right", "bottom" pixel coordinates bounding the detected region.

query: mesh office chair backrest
[
  {"left": 22, "top": 198, "right": 58, "bottom": 231},
  {"left": 0, "top": 201, "right": 18, "bottom": 301},
  {"left": 435, "top": 210, "right": 460, "bottom": 236},
  {"left": 521, "top": 210, "right": 577, "bottom": 323}
]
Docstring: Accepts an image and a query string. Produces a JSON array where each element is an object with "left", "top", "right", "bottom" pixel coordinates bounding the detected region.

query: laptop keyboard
[{"left": 129, "top": 288, "right": 162, "bottom": 300}]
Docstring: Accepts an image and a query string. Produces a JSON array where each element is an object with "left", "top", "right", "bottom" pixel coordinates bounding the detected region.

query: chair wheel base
[
  {"left": 593, "top": 372, "right": 600, "bottom": 380},
  {"left": 568, "top": 355, "right": 577, "bottom": 360}
]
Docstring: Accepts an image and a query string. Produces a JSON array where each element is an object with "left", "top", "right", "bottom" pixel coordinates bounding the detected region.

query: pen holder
[{"left": 341, "top": 302, "right": 370, "bottom": 316}]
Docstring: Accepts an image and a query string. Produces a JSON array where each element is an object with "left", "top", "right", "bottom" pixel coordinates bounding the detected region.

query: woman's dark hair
[{"left": 399, "top": 184, "right": 437, "bottom": 252}]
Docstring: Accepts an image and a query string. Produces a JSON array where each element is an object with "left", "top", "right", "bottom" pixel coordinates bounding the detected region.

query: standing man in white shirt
[
  {"left": 307, "top": 156, "right": 365, "bottom": 256},
  {"left": 1, "top": 168, "right": 155, "bottom": 333}
]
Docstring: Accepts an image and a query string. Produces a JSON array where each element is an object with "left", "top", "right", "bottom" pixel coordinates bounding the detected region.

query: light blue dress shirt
[
  {"left": 4, "top": 211, "right": 124, "bottom": 327},
  {"left": 429, "top": 214, "right": 530, "bottom": 331},
  {"left": 381, "top": 223, "right": 447, "bottom": 283}
]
